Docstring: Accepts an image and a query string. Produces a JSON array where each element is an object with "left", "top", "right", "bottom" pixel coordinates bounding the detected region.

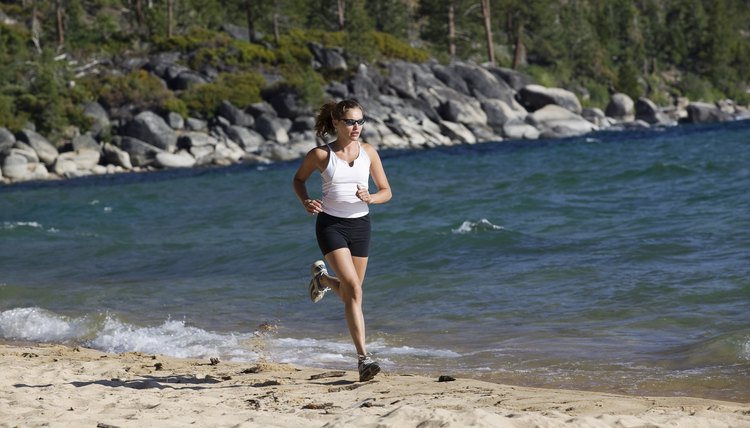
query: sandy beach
[{"left": 0, "top": 343, "right": 747, "bottom": 427}]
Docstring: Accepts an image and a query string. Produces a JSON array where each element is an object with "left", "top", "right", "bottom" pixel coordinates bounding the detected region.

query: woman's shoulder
[{"left": 360, "top": 141, "right": 380, "bottom": 157}]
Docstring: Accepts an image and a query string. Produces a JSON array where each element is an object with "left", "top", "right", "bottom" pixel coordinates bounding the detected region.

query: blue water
[{"left": 2, "top": 121, "right": 749, "bottom": 402}]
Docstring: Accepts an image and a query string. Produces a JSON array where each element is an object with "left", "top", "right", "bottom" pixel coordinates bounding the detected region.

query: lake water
[{"left": 2, "top": 120, "right": 749, "bottom": 402}]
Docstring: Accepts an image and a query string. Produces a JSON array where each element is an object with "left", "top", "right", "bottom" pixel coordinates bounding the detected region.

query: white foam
[
  {"left": 452, "top": 218, "right": 504, "bottom": 234},
  {"left": 0, "top": 307, "right": 464, "bottom": 367},
  {"left": 3, "top": 221, "right": 43, "bottom": 230},
  {"left": 0, "top": 307, "right": 91, "bottom": 341}
]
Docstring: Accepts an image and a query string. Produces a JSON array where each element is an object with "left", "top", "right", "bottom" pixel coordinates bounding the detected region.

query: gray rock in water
[
  {"left": 635, "top": 97, "right": 677, "bottom": 126},
  {"left": 518, "top": 84, "right": 582, "bottom": 114},
  {"left": 605, "top": 93, "right": 635, "bottom": 121},
  {"left": 103, "top": 143, "right": 132, "bottom": 169},
  {"left": 115, "top": 136, "right": 165, "bottom": 167},
  {"left": 527, "top": 104, "right": 598, "bottom": 138},
  {"left": 55, "top": 149, "right": 100, "bottom": 173},
  {"left": 2, "top": 153, "right": 29, "bottom": 180},
  {"left": 503, "top": 118, "right": 541, "bottom": 140},
  {"left": 16, "top": 129, "right": 58, "bottom": 167},
  {"left": 155, "top": 150, "right": 196, "bottom": 168},
  {"left": 686, "top": 102, "right": 733, "bottom": 123},
  {"left": 122, "top": 111, "right": 178, "bottom": 152}
]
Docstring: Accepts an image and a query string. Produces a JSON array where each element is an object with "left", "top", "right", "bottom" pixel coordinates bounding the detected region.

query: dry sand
[{"left": 0, "top": 343, "right": 748, "bottom": 427}]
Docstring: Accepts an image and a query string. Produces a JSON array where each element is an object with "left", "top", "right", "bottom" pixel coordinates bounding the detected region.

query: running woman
[{"left": 292, "top": 99, "right": 392, "bottom": 381}]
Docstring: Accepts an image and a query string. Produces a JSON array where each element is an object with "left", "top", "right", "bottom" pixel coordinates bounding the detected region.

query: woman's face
[{"left": 336, "top": 108, "right": 365, "bottom": 141}]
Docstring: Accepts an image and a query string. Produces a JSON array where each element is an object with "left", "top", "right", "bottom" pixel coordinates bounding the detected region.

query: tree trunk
[
  {"left": 30, "top": 1, "right": 41, "bottom": 53},
  {"left": 512, "top": 22, "right": 524, "bottom": 69},
  {"left": 167, "top": 0, "right": 174, "bottom": 38},
  {"left": 481, "top": 0, "right": 494, "bottom": 65},
  {"left": 246, "top": 0, "right": 255, "bottom": 42},
  {"left": 337, "top": 0, "right": 345, "bottom": 30},
  {"left": 448, "top": 3, "right": 456, "bottom": 59},
  {"left": 55, "top": 0, "right": 65, "bottom": 47},
  {"left": 134, "top": 0, "right": 144, "bottom": 31}
]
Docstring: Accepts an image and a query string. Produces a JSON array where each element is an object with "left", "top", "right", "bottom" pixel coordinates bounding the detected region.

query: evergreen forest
[{"left": 1, "top": 0, "right": 748, "bottom": 140}]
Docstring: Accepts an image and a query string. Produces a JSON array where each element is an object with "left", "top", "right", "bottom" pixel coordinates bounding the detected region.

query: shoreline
[{"left": 1, "top": 343, "right": 747, "bottom": 427}]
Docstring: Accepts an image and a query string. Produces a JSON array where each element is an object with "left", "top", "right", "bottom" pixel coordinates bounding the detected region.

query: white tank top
[{"left": 321, "top": 142, "right": 371, "bottom": 218}]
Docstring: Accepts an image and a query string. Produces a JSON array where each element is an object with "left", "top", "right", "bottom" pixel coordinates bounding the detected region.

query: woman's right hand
[{"left": 303, "top": 198, "right": 323, "bottom": 215}]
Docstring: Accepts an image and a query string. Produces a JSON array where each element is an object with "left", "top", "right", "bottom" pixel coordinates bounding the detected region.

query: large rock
[
  {"left": 439, "top": 121, "right": 477, "bottom": 144},
  {"left": 178, "top": 132, "right": 219, "bottom": 148},
  {"left": 9, "top": 143, "right": 39, "bottom": 163},
  {"left": 686, "top": 102, "right": 734, "bottom": 123},
  {"left": 431, "top": 63, "right": 470, "bottom": 95},
  {"left": 121, "top": 111, "right": 178, "bottom": 152},
  {"left": 605, "top": 93, "right": 635, "bottom": 121},
  {"left": 54, "top": 149, "right": 101, "bottom": 174},
  {"left": 518, "top": 84, "right": 582, "bottom": 114},
  {"left": 503, "top": 118, "right": 541, "bottom": 140},
  {"left": 308, "top": 42, "right": 347, "bottom": 72},
  {"left": 83, "top": 102, "right": 111, "bottom": 137},
  {"left": 102, "top": 143, "right": 132, "bottom": 169},
  {"left": 384, "top": 61, "right": 419, "bottom": 99},
  {"left": 348, "top": 64, "right": 383, "bottom": 99},
  {"left": 254, "top": 114, "right": 290, "bottom": 144},
  {"left": 171, "top": 70, "right": 208, "bottom": 90},
  {"left": 71, "top": 134, "right": 100, "bottom": 152},
  {"left": 217, "top": 101, "right": 255, "bottom": 127},
  {"left": 635, "top": 97, "right": 677, "bottom": 126},
  {"left": 225, "top": 126, "right": 264, "bottom": 152},
  {"left": 0, "top": 127, "right": 17, "bottom": 152},
  {"left": 526, "top": 104, "right": 598, "bottom": 138},
  {"left": 481, "top": 99, "right": 526, "bottom": 131},
  {"left": 265, "top": 87, "right": 311, "bottom": 119},
  {"left": 452, "top": 62, "right": 515, "bottom": 104},
  {"left": 16, "top": 129, "right": 58, "bottom": 167},
  {"left": 155, "top": 150, "right": 196, "bottom": 168},
  {"left": 438, "top": 98, "right": 487, "bottom": 125},
  {"left": 2, "top": 153, "right": 31, "bottom": 180},
  {"left": 115, "top": 136, "right": 165, "bottom": 167},
  {"left": 485, "top": 66, "right": 534, "bottom": 91}
]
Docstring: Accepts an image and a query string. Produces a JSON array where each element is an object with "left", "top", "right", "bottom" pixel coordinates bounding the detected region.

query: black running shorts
[{"left": 315, "top": 212, "right": 371, "bottom": 257}]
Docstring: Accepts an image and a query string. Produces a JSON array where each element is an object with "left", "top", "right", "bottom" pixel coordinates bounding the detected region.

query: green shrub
[
  {"left": 162, "top": 97, "right": 189, "bottom": 118},
  {"left": 373, "top": 32, "right": 430, "bottom": 63},
  {"left": 678, "top": 73, "right": 722, "bottom": 102},
  {"left": 180, "top": 71, "right": 265, "bottom": 118},
  {"left": 0, "top": 94, "right": 25, "bottom": 131},
  {"left": 278, "top": 64, "right": 325, "bottom": 108},
  {"left": 82, "top": 70, "right": 176, "bottom": 113}
]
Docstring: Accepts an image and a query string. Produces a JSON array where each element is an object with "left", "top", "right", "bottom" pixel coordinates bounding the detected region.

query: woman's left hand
[{"left": 356, "top": 185, "right": 372, "bottom": 204}]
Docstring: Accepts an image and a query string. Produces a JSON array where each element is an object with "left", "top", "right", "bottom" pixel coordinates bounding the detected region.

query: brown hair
[{"left": 313, "top": 99, "right": 364, "bottom": 139}]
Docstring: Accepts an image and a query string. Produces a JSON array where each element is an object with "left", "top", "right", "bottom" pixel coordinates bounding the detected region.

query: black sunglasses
[{"left": 341, "top": 118, "right": 366, "bottom": 126}]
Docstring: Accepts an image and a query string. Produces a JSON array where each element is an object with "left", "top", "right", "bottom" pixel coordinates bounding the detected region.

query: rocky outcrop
[{"left": 1, "top": 41, "right": 748, "bottom": 184}]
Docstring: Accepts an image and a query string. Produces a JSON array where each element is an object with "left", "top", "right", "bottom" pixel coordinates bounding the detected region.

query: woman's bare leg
[{"left": 320, "top": 248, "right": 369, "bottom": 356}]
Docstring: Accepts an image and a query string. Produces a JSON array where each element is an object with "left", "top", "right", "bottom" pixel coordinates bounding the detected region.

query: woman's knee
[{"left": 338, "top": 277, "right": 363, "bottom": 301}]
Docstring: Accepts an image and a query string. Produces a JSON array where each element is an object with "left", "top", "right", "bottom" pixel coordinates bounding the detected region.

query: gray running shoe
[
  {"left": 358, "top": 355, "right": 381, "bottom": 381},
  {"left": 309, "top": 260, "right": 330, "bottom": 303}
]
